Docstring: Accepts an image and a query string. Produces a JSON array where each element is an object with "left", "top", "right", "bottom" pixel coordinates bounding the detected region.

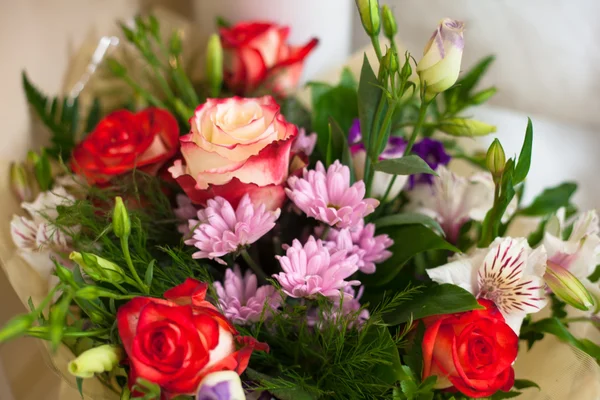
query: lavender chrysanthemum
[
  {"left": 214, "top": 265, "right": 282, "bottom": 325},
  {"left": 291, "top": 127, "right": 317, "bottom": 156},
  {"left": 273, "top": 236, "right": 360, "bottom": 298},
  {"left": 185, "top": 194, "right": 280, "bottom": 264},
  {"left": 174, "top": 194, "right": 198, "bottom": 235},
  {"left": 286, "top": 160, "right": 379, "bottom": 228},
  {"left": 327, "top": 220, "right": 393, "bottom": 274}
]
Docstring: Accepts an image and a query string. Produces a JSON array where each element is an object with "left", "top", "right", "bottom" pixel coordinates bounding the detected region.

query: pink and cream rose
[{"left": 169, "top": 96, "right": 298, "bottom": 211}]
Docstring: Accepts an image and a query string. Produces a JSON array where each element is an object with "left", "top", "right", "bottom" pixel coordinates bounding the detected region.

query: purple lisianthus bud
[{"left": 197, "top": 371, "right": 245, "bottom": 400}]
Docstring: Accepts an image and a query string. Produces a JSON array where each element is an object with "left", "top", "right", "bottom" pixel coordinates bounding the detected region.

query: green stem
[
  {"left": 120, "top": 237, "right": 148, "bottom": 294},
  {"left": 121, "top": 74, "right": 168, "bottom": 109},
  {"left": 371, "top": 35, "right": 383, "bottom": 61},
  {"left": 403, "top": 100, "right": 429, "bottom": 157},
  {"left": 112, "top": 282, "right": 128, "bottom": 295},
  {"left": 26, "top": 327, "right": 110, "bottom": 339},
  {"left": 241, "top": 249, "right": 268, "bottom": 281},
  {"left": 373, "top": 104, "right": 396, "bottom": 159},
  {"left": 560, "top": 317, "right": 592, "bottom": 324}
]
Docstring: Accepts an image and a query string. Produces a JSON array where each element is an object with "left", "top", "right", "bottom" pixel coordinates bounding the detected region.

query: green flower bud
[
  {"left": 486, "top": 139, "right": 506, "bottom": 180},
  {"left": 438, "top": 118, "right": 497, "bottom": 137},
  {"left": 355, "top": 0, "right": 381, "bottom": 36},
  {"left": 381, "top": 5, "right": 397, "bottom": 39},
  {"left": 75, "top": 286, "right": 125, "bottom": 300},
  {"left": 112, "top": 196, "right": 130, "bottom": 239},
  {"left": 69, "top": 252, "right": 125, "bottom": 283},
  {"left": 545, "top": 261, "right": 595, "bottom": 311},
  {"left": 0, "top": 314, "right": 35, "bottom": 343},
  {"left": 68, "top": 345, "right": 124, "bottom": 379},
  {"left": 10, "top": 162, "right": 36, "bottom": 202},
  {"left": 205, "top": 34, "right": 223, "bottom": 97},
  {"left": 382, "top": 48, "right": 399, "bottom": 74}
]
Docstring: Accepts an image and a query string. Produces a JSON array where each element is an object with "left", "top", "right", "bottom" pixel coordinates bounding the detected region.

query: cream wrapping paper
[{"left": 1, "top": 11, "right": 599, "bottom": 399}]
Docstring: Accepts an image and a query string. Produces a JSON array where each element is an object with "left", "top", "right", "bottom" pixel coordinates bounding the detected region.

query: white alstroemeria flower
[
  {"left": 427, "top": 237, "right": 547, "bottom": 334},
  {"left": 10, "top": 186, "right": 75, "bottom": 279},
  {"left": 544, "top": 209, "right": 600, "bottom": 280},
  {"left": 408, "top": 166, "right": 517, "bottom": 243}
]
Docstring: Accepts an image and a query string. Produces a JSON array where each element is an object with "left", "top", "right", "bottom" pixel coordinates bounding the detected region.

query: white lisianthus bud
[
  {"left": 68, "top": 345, "right": 124, "bottom": 378},
  {"left": 486, "top": 139, "right": 506, "bottom": 181},
  {"left": 112, "top": 196, "right": 131, "bottom": 239},
  {"left": 438, "top": 118, "right": 496, "bottom": 137},
  {"left": 545, "top": 261, "right": 595, "bottom": 311},
  {"left": 417, "top": 18, "right": 465, "bottom": 100}
]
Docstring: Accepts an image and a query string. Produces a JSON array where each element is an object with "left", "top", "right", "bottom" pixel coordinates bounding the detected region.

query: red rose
[
  {"left": 169, "top": 96, "right": 297, "bottom": 211},
  {"left": 117, "top": 278, "right": 267, "bottom": 398},
  {"left": 421, "top": 299, "right": 518, "bottom": 398},
  {"left": 71, "top": 108, "right": 179, "bottom": 184},
  {"left": 220, "top": 22, "right": 318, "bottom": 95}
]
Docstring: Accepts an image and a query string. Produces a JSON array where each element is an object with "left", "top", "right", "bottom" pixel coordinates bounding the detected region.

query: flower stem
[
  {"left": 371, "top": 35, "right": 383, "bottom": 61},
  {"left": 241, "top": 249, "right": 268, "bottom": 282},
  {"left": 120, "top": 237, "right": 149, "bottom": 294},
  {"left": 403, "top": 99, "right": 430, "bottom": 157}
]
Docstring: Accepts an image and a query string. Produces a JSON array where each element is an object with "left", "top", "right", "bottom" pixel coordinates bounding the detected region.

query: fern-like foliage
[{"left": 22, "top": 71, "right": 101, "bottom": 158}]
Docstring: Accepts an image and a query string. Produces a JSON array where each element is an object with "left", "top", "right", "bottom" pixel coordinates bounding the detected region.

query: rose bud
[
  {"left": 545, "top": 261, "right": 595, "bottom": 311},
  {"left": 196, "top": 371, "right": 245, "bottom": 400},
  {"left": 417, "top": 18, "right": 465, "bottom": 100},
  {"left": 10, "top": 162, "right": 36, "bottom": 202},
  {"left": 205, "top": 34, "right": 223, "bottom": 97},
  {"left": 438, "top": 118, "right": 496, "bottom": 137},
  {"left": 68, "top": 345, "right": 124, "bottom": 378},
  {"left": 169, "top": 96, "right": 298, "bottom": 211}
]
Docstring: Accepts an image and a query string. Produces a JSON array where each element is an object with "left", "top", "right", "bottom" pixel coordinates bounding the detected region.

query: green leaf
[
  {"left": 312, "top": 86, "right": 358, "bottom": 156},
  {"left": 244, "top": 368, "right": 316, "bottom": 400},
  {"left": 326, "top": 117, "right": 355, "bottom": 181},
  {"left": 49, "top": 292, "right": 73, "bottom": 351},
  {"left": 382, "top": 284, "right": 483, "bottom": 325},
  {"left": 456, "top": 55, "right": 496, "bottom": 96},
  {"left": 363, "top": 225, "right": 459, "bottom": 287},
  {"left": 368, "top": 325, "right": 404, "bottom": 384},
  {"left": 588, "top": 265, "right": 600, "bottom": 283},
  {"left": 520, "top": 182, "right": 577, "bottom": 216},
  {"left": 374, "top": 213, "right": 443, "bottom": 236},
  {"left": 513, "top": 118, "right": 533, "bottom": 184},
  {"left": 357, "top": 54, "right": 384, "bottom": 159},
  {"left": 403, "top": 322, "right": 426, "bottom": 380},
  {"left": 33, "top": 149, "right": 53, "bottom": 191},
  {"left": 513, "top": 379, "right": 540, "bottom": 390},
  {"left": 76, "top": 377, "right": 84, "bottom": 399},
  {"left": 85, "top": 98, "right": 102, "bottom": 133},
  {"left": 280, "top": 96, "right": 312, "bottom": 130},
  {"left": 145, "top": 260, "right": 155, "bottom": 287},
  {"left": 373, "top": 155, "right": 436, "bottom": 176},
  {"left": 491, "top": 391, "right": 522, "bottom": 400},
  {"left": 339, "top": 67, "right": 357, "bottom": 89}
]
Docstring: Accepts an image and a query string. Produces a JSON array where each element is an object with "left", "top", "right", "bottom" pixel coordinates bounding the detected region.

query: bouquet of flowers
[{"left": 2, "top": 1, "right": 599, "bottom": 399}]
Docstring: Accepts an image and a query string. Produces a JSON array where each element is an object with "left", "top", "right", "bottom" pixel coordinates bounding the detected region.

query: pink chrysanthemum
[
  {"left": 214, "top": 265, "right": 282, "bottom": 325},
  {"left": 273, "top": 236, "right": 360, "bottom": 298},
  {"left": 185, "top": 194, "right": 280, "bottom": 264},
  {"left": 327, "top": 220, "right": 393, "bottom": 274},
  {"left": 286, "top": 160, "right": 379, "bottom": 228},
  {"left": 173, "top": 194, "right": 198, "bottom": 235}
]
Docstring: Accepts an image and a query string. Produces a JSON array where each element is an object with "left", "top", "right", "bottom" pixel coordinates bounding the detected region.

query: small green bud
[
  {"left": 10, "top": 162, "right": 36, "bottom": 202},
  {"left": 470, "top": 87, "right": 497, "bottom": 105},
  {"left": 382, "top": 49, "right": 399, "bottom": 74},
  {"left": 68, "top": 345, "right": 124, "bottom": 379},
  {"left": 438, "top": 118, "right": 497, "bottom": 137},
  {"left": 486, "top": 139, "right": 506, "bottom": 180},
  {"left": 399, "top": 55, "right": 413, "bottom": 80},
  {"left": 205, "top": 34, "right": 223, "bottom": 97},
  {"left": 169, "top": 30, "right": 183, "bottom": 56},
  {"left": 355, "top": 0, "right": 381, "bottom": 36},
  {"left": 381, "top": 5, "right": 397, "bottom": 39},
  {"left": 0, "top": 314, "right": 35, "bottom": 343},
  {"left": 112, "top": 196, "right": 131, "bottom": 239},
  {"left": 69, "top": 252, "right": 125, "bottom": 283},
  {"left": 545, "top": 261, "right": 595, "bottom": 311},
  {"left": 75, "top": 286, "right": 124, "bottom": 300}
]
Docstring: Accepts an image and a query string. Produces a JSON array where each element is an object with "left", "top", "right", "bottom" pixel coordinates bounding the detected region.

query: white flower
[
  {"left": 427, "top": 237, "right": 547, "bottom": 334},
  {"left": 544, "top": 209, "right": 600, "bottom": 279},
  {"left": 10, "top": 187, "right": 75, "bottom": 279},
  {"left": 407, "top": 166, "right": 517, "bottom": 242}
]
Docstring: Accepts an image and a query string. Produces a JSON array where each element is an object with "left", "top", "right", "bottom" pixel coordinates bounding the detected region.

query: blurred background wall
[{"left": 1, "top": 1, "right": 600, "bottom": 398}]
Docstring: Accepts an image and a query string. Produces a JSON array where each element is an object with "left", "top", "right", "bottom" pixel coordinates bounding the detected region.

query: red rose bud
[
  {"left": 545, "top": 261, "right": 594, "bottom": 311},
  {"left": 220, "top": 22, "right": 318, "bottom": 94},
  {"left": 422, "top": 299, "right": 517, "bottom": 398},
  {"left": 71, "top": 108, "right": 179, "bottom": 184}
]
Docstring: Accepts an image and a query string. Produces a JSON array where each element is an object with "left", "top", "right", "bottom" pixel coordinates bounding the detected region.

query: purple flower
[
  {"left": 286, "top": 160, "right": 379, "bottom": 228},
  {"left": 291, "top": 128, "right": 317, "bottom": 156},
  {"left": 174, "top": 194, "right": 198, "bottom": 235},
  {"left": 273, "top": 236, "right": 360, "bottom": 298},
  {"left": 410, "top": 138, "right": 451, "bottom": 185},
  {"left": 308, "top": 286, "right": 370, "bottom": 329},
  {"left": 196, "top": 371, "right": 245, "bottom": 400},
  {"left": 185, "top": 194, "right": 280, "bottom": 264},
  {"left": 214, "top": 265, "right": 282, "bottom": 325},
  {"left": 348, "top": 118, "right": 362, "bottom": 145},
  {"left": 327, "top": 220, "right": 393, "bottom": 274}
]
